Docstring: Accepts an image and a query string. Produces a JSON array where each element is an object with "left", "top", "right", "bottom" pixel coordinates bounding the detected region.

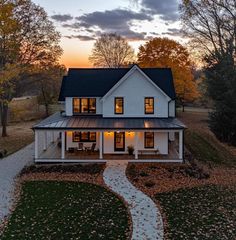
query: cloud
[
  {"left": 51, "top": 14, "right": 73, "bottom": 22},
  {"left": 141, "top": 0, "right": 179, "bottom": 22},
  {"left": 64, "top": 35, "right": 95, "bottom": 41},
  {"left": 63, "top": 8, "right": 152, "bottom": 40},
  {"left": 162, "top": 28, "right": 185, "bottom": 37}
]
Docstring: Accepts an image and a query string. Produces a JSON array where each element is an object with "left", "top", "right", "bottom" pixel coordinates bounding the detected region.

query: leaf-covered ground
[
  {"left": 1, "top": 181, "right": 130, "bottom": 240},
  {"left": 156, "top": 184, "right": 236, "bottom": 240}
]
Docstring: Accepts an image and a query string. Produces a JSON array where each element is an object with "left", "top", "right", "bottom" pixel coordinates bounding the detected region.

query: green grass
[
  {"left": 156, "top": 184, "right": 236, "bottom": 240},
  {"left": 185, "top": 130, "right": 235, "bottom": 166},
  {"left": 1, "top": 181, "right": 130, "bottom": 240}
]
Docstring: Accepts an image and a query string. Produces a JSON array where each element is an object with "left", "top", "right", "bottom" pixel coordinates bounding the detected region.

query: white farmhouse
[{"left": 33, "top": 65, "right": 186, "bottom": 163}]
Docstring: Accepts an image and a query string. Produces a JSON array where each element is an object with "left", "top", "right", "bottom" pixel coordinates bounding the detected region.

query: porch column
[
  {"left": 35, "top": 130, "right": 39, "bottom": 160},
  {"left": 99, "top": 131, "right": 103, "bottom": 159},
  {"left": 43, "top": 131, "right": 47, "bottom": 151},
  {"left": 135, "top": 132, "right": 138, "bottom": 159},
  {"left": 61, "top": 131, "right": 65, "bottom": 159},
  {"left": 179, "top": 130, "right": 183, "bottom": 159}
]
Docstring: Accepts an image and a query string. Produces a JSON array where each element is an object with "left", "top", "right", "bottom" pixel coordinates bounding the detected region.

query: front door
[{"left": 114, "top": 132, "right": 125, "bottom": 151}]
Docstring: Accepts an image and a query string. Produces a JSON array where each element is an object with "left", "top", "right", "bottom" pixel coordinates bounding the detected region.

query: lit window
[
  {"left": 73, "top": 98, "right": 80, "bottom": 113},
  {"left": 145, "top": 97, "right": 154, "bottom": 114},
  {"left": 72, "top": 132, "right": 96, "bottom": 142},
  {"left": 73, "top": 98, "right": 96, "bottom": 114},
  {"left": 144, "top": 132, "right": 154, "bottom": 148},
  {"left": 81, "top": 99, "right": 88, "bottom": 113},
  {"left": 89, "top": 98, "right": 96, "bottom": 113},
  {"left": 115, "top": 97, "right": 124, "bottom": 114}
]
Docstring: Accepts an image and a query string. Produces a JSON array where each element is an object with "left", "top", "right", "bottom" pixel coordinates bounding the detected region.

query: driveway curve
[{"left": 103, "top": 160, "right": 164, "bottom": 240}]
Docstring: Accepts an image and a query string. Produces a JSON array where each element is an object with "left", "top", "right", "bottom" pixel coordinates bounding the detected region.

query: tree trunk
[
  {"left": 182, "top": 104, "right": 185, "bottom": 112},
  {"left": 0, "top": 102, "right": 8, "bottom": 137},
  {"left": 45, "top": 103, "right": 49, "bottom": 117}
]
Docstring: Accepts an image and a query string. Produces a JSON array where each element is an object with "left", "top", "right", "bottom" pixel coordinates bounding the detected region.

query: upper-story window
[
  {"left": 145, "top": 97, "right": 154, "bottom": 114},
  {"left": 73, "top": 98, "right": 96, "bottom": 114},
  {"left": 115, "top": 97, "right": 124, "bottom": 114}
]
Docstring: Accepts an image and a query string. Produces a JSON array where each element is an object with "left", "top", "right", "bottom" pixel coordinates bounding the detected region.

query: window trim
[
  {"left": 72, "top": 132, "right": 96, "bottom": 142},
  {"left": 144, "top": 132, "right": 154, "bottom": 148},
  {"left": 144, "top": 97, "right": 154, "bottom": 114},
  {"left": 73, "top": 98, "right": 96, "bottom": 114},
  {"left": 114, "top": 97, "right": 124, "bottom": 114}
]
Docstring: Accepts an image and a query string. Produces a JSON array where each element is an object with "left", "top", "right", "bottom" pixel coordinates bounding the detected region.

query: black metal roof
[
  {"left": 33, "top": 112, "right": 186, "bottom": 130},
  {"left": 58, "top": 65, "right": 176, "bottom": 101}
]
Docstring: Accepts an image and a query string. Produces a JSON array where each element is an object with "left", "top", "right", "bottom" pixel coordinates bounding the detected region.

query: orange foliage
[{"left": 137, "top": 37, "right": 199, "bottom": 103}]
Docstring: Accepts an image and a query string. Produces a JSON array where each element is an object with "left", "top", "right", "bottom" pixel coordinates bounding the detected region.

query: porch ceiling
[{"left": 33, "top": 112, "right": 186, "bottom": 131}]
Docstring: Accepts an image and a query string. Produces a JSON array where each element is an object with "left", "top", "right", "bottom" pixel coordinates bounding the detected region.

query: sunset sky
[{"left": 32, "top": 0, "right": 183, "bottom": 68}]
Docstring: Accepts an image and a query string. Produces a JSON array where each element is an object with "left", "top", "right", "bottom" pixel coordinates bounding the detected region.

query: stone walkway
[
  {"left": 103, "top": 160, "right": 164, "bottom": 240},
  {"left": 0, "top": 143, "right": 34, "bottom": 222}
]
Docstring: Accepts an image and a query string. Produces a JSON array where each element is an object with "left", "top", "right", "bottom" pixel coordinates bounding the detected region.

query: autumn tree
[
  {"left": 89, "top": 33, "right": 135, "bottom": 68},
  {"left": 180, "top": 0, "right": 236, "bottom": 145},
  {"left": 33, "top": 64, "right": 66, "bottom": 116},
  {"left": 137, "top": 37, "right": 199, "bottom": 111},
  {"left": 0, "top": 0, "right": 62, "bottom": 136}
]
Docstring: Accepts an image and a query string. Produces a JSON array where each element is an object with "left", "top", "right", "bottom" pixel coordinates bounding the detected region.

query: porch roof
[{"left": 33, "top": 112, "right": 186, "bottom": 130}]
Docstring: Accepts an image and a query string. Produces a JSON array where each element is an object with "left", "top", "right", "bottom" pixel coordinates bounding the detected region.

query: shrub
[{"left": 127, "top": 145, "right": 134, "bottom": 155}]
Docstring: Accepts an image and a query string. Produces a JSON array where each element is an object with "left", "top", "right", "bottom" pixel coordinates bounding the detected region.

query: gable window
[
  {"left": 144, "top": 132, "right": 154, "bottom": 148},
  {"left": 72, "top": 132, "right": 96, "bottom": 142},
  {"left": 73, "top": 98, "right": 96, "bottom": 114},
  {"left": 115, "top": 97, "right": 124, "bottom": 114},
  {"left": 145, "top": 97, "right": 154, "bottom": 114}
]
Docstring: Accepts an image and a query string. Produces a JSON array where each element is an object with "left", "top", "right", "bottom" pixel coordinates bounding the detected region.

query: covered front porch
[
  {"left": 34, "top": 130, "right": 184, "bottom": 163},
  {"left": 33, "top": 113, "right": 186, "bottom": 163}
]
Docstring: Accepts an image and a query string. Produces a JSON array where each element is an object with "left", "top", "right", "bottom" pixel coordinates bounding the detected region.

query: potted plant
[{"left": 127, "top": 145, "right": 134, "bottom": 155}]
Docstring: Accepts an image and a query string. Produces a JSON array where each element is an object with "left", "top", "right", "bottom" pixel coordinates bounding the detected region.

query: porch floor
[{"left": 38, "top": 141, "right": 180, "bottom": 161}]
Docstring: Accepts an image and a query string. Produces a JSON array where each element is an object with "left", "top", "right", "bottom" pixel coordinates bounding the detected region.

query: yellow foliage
[{"left": 138, "top": 37, "right": 199, "bottom": 103}]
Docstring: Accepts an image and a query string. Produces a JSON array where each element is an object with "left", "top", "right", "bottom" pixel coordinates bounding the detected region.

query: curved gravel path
[
  {"left": 103, "top": 160, "right": 164, "bottom": 240},
  {"left": 0, "top": 143, "right": 34, "bottom": 222}
]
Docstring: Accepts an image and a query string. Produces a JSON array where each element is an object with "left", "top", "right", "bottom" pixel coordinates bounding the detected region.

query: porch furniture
[
  {"left": 77, "top": 142, "right": 84, "bottom": 151},
  {"left": 138, "top": 149, "right": 159, "bottom": 155},
  {"left": 87, "top": 143, "right": 96, "bottom": 154}
]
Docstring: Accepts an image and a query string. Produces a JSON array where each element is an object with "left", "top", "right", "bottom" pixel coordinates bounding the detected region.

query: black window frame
[
  {"left": 73, "top": 98, "right": 96, "bottom": 114},
  {"left": 114, "top": 97, "right": 124, "bottom": 114},
  {"left": 72, "top": 132, "right": 96, "bottom": 142},
  {"left": 144, "top": 132, "right": 154, "bottom": 148},
  {"left": 145, "top": 97, "right": 154, "bottom": 114}
]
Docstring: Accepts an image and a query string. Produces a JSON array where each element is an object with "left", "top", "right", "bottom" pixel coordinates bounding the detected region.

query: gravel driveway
[{"left": 0, "top": 143, "right": 34, "bottom": 222}]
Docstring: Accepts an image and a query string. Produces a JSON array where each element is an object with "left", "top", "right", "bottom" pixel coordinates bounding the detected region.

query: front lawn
[
  {"left": 1, "top": 181, "right": 130, "bottom": 240},
  {"left": 156, "top": 184, "right": 236, "bottom": 240}
]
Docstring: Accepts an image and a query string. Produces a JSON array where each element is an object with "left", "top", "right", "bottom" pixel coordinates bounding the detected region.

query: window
[
  {"left": 145, "top": 97, "right": 154, "bottom": 114},
  {"left": 73, "top": 98, "right": 96, "bottom": 114},
  {"left": 73, "top": 98, "right": 80, "bottom": 113},
  {"left": 144, "top": 132, "right": 154, "bottom": 148},
  {"left": 72, "top": 132, "right": 96, "bottom": 142},
  {"left": 115, "top": 97, "right": 124, "bottom": 114}
]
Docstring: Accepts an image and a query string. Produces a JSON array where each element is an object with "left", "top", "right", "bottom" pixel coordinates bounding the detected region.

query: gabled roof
[{"left": 58, "top": 65, "right": 176, "bottom": 101}]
